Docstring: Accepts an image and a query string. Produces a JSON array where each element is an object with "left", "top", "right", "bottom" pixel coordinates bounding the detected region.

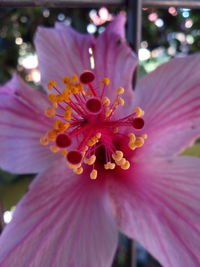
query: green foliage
[
  {"left": 0, "top": 176, "right": 33, "bottom": 210},
  {"left": 182, "top": 143, "right": 200, "bottom": 157},
  {"left": 0, "top": 8, "right": 91, "bottom": 84}
]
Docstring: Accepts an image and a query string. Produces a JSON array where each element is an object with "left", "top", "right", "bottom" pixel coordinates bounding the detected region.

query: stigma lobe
[
  {"left": 86, "top": 98, "right": 102, "bottom": 114},
  {"left": 80, "top": 71, "right": 95, "bottom": 84},
  {"left": 56, "top": 134, "right": 72, "bottom": 148},
  {"left": 132, "top": 117, "right": 144, "bottom": 129},
  {"left": 67, "top": 150, "right": 82, "bottom": 165}
]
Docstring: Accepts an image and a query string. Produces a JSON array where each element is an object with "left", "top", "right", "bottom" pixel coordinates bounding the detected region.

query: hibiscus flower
[{"left": 0, "top": 13, "right": 200, "bottom": 267}]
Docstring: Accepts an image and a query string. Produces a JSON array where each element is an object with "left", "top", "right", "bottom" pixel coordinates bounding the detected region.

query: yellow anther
[
  {"left": 111, "top": 163, "right": 116, "bottom": 169},
  {"left": 62, "top": 89, "right": 71, "bottom": 98},
  {"left": 102, "top": 96, "right": 111, "bottom": 106},
  {"left": 64, "top": 110, "right": 72, "bottom": 120},
  {"left": 72, "top": 74, "right": 79, "bottom": 82},
  {"left": 62, "top": 76, "right": 71, "bottom": 84},
  {"left": 68, "top": 163, "right": 81, "bottom": 169},
  {"left": 112, "top": 151, "right": 123, "bottom": 161},
  {"left": 47, "top": 130, "right": 57, "bottom": 141},
  {"left": 104, "top": 162, "right": 115, "bottom": 170},
  {"left": 45, "top": 107, "right": 56, "bottom": 117},
  {"left": 104, "top": 163, "right": 108, "bottom": 170},
  {"left": 84, "top": 155, "right": 96, "bottom": 165},
  {"left": 52, "top": 102, "right": 58, "bottom": 108},
  {"left": 90, "top": 169, "right": 97, "bottom": 179},
  {"left": 70, "top": 83, "right": 83, "bottom": 94},
  {"left": 64, "top": 96, "right": 71, "bottom": 103},
  {"left": 128, "top": 142, "right": 137, "bottom": 150},
  {"left": 60, "top": 149, "right": 68, "bottom": 157},
  {"left": 40, "top": 136, "right": 49, "bottom": 146},
  {"left": 54, "top": 120, "right": 70, "bottom": 132},
  {"left": 134, "top": 107, "right": 145, "bottom": 117},
  {"left": 114, "top": 102, "right": 119, "bottom": 108},
  {"left": 113, "top": 127, "right": 119, "bottom": 133},
  {"left": 101, "top": 78, "right": 110, "bottom": 85},
  {"left": 142, "top": 134, "right": 148, "bottom": 139},
  {"left": 107, "top": 162, "right": 116, "bottom": 170},
  {"left": 48, "top": 93, "right": 56, "bottom": 102},
  {"left": 71, "top": 86, "right": 79, "bottom": 94},
  {"left": 96, "top": 132, "right": 101, "bottom": 139},
  {"left": 76, "top": 83, "right": 83, "bottom": 93},
  {"left": 54, "top": 120, "right": 61, "bottom": 130},
  {"left": 48, "top": 80, "right": 56, "bottom": 90},
  {"left": 88, "top": 140, "right": 94, "bottom": 146},
  {"left": 50, "top": 146, "right": 60, "bottom": 153},
  {"left": 121, "top": 160, "right": 130, "bottom": 170},
  {"left": 135, "top": 137, "right": 145, "bottom": 147},
  {"left": 63, "top": 123, "right": 70, "bottom": 132},
  {"left": 55, "top": 95, "right": 65, "bottom": 103},
  {"left": 117, "top": 97, "right": 125, "bottom": 106},
  {"left": 74, "top": 167, "right": 83, "bottom": 175},
  {"left": 128, "top": 133, "right": 136, "bottom": 142},
  {"left": 105, "top": 162, "right": 114, "bottom": 169},
  {"left": 105, "top": 109, "right": 113, "bottom": 118},
  {"left": 115, "top": 158, "right": 126, "bottom": 166},
  {"left": 66, "top": 83, "right": 74, "bottom": 91},
  {"left": 116, "top": 87, "right": 125, "bottom": 95},
  {"left": 116, "top": 151, "right": 123, "bottom": 160},
  {"left": 88, "top": 136, "right": 98, "bottom": 147}
]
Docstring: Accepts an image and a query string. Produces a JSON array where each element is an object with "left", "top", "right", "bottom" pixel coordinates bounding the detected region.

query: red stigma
[
  {"left": 80, "top": 71, "right": 95, "bottom": 84},
  {"left": 86, "top": 98, "right": 102, "bottom": 113},
  {"left": 132, "top": 118, "right": 144, "bottom": 129},
  {"left": 67, "top": 150, "right": 82, "bottom": 165},
  {"left": 56, "top": 134, "right": 72, "bottom": 148}
]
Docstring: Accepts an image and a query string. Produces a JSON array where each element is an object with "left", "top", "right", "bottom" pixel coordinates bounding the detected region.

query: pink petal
[
  {"left": 93, "top": 13, "right": 137, "bottom": 108},
  {"left": 109, "top": 156, "right": 200, "bottom": 266},
  {"left": 0, "top": 159, "right": 118, "bottom": 267},
  {"left": 0, "top": 75, "right": 59, "bottom": 174},
  {"left": 133, "top": 54, "right": 200, "bottom": 157},
  {"left": 34, "top": 23, "right": 94, "bottom": 91}
]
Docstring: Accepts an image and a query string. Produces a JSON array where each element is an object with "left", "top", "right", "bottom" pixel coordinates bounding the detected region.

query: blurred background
[{"left": 0, "top": 5, "right": 200, "bottom": 267}]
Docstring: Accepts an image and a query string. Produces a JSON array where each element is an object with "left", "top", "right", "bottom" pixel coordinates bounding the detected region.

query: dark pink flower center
[{"left": 40, "top": 72, "right": 147, "bottom": 179}]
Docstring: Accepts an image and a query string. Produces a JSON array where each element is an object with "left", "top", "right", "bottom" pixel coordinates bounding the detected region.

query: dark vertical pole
[
  {"left": 127, "top": 0, "right": 142, "bottom": 53},
  {"left": 0, "top": 201, "right": 4, "bottom": 234},
  {"left": 127, "top": 0, "right": 142, "bottom": 266},
  {"left": 127, "top": 0, "right": 142, "bottom": 82}
]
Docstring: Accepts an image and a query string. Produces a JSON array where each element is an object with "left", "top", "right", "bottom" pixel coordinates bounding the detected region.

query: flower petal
[
  {"left": 134, "top": 54, "right": 200, "bottom": 157},
  {"left": 93, "top": 13, "right": 137, "bottom": 106},
  {"left": 35, "top": 23, "right": 94, "bottom": 91},
  {"left": 0, "top": 75, "right": 59, "bottom": 174},
  {"left": 109, "top": 156, "right": 200, "bottom": 266},
  {"left": 0, "top": 160, "right": 118, "bottom": 267}
]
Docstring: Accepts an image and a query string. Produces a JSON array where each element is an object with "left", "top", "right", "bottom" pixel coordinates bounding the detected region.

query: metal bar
[
  {"left": 0, "top": 0, "right": 125, "bottom": 8},
  {"left": 1, "top": 0, "right": 200, "bottom": 8},
  {"left": 127, "top": 0, "right": 142, "bottom": 54},
  {"left": 0, "top": 201, "right": 4, "bottom": 234},
  {"left": 127, "top": 1, "right": 142, "bottom": 266},
  {"left": 144, "top": 0, "right": 200, "bottom": 8},
  {"left": 127, "top": 0, "right": 142, "bottom": 84}
]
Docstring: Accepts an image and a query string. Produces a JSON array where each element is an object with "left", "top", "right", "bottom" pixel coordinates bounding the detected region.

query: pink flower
[{"left": 0, "top": 13, "right": 200, "bottom": 267}]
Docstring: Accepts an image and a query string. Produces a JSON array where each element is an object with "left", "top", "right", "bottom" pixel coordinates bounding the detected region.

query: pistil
[{"left": 40, "top": 71, "right": 147, "bottom": 180}]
